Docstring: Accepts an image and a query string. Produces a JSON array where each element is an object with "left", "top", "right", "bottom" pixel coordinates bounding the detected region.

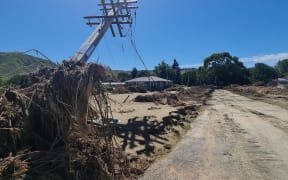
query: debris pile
[
  {"left": 134, "top": 93, "right": 179, "bottom": 105},
  {"left": 134, "top": 86, "right": 214, "bottom": 106},
  {"left": 127, "top": 86, "right": 147, "bottom": 93},
  {"left": 166, "top": 86, "right": 214, "bottom": 103},
  {"left": 0, "top": 89, "right": 27, "bottom": 158},
  {"left": 229, "top": 85, "right": 288, "bottom": 97},
  {"left": 0, "top": 60, "right": 133, "bottom": 179}
]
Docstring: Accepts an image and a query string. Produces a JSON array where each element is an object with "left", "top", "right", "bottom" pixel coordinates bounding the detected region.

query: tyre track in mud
[{"left": 139, "top": 90, "right": 288, "bottom": 180}]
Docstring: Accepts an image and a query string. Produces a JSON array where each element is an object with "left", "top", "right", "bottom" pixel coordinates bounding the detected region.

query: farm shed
[{"left": 125, "top": 76, "right": 173, "bottom": 91}]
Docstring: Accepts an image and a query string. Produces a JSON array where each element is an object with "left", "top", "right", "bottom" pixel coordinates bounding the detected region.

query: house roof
[{"left": 125, "top": 76, "right": 172, "bottom": 83}]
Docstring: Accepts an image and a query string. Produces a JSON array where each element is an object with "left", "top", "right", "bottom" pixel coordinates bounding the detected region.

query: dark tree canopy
[
  {"left": 276, "top": 59, "right": 288, "bottom": 76},
  {"left": 195, "top": 66, "right": 207, "bottom": 85},
  {"left": 181, "top": 70, "right": 197, "bottom": 86},
  {"left": 137, "top": 70, "right": 150, "bottom": 77},
  {"left": 172, "top": 59, "right": 181, "bottom": 84},
  {"left": 117, "top": 72, "right": 130, "bottom": 82},
  {"left": 172, "top": 59, "right": 179, "bottom": 69},
  {"left": 249, "top": 63, "right": 278, "bottom": 83},
  {"left": 203, "top": 52, "right": 249, "bottom": 85},
  {"left": 154, "top": 61, "right": 172, "bottom": 80},
  {"left": 131, "top": 67, "right": 138, "bottom": 79},
  {"left": 154, "top": 60, "right": 182, "bottom": 84}
]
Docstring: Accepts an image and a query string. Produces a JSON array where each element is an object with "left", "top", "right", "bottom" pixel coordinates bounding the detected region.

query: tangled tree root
[{"left": 0, "top": 60, "right": 132, "bottom": 179}]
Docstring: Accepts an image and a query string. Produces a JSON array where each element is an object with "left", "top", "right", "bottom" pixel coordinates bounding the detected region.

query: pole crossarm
[
  {"left": 83, "top": 15, "right": 131, "bottom": 19},
  {"left": 97, "top": 0, "right": 137, "bottom": 6},
  {"left": 99, "top": 6, "right": 138, "bottom": 11},
  {"left": 86, "top": 21, "right": 132, "bottom": 25},
  {"left": 71, "top": 0, "right": 138, "bottom": 62}
]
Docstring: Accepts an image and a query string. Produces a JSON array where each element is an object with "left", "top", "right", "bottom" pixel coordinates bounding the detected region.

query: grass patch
[{"left": 0, "top": 52, "right": 56, "bottom": 81}]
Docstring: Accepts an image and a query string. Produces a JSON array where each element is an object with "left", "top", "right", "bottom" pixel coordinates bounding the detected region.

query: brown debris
[
  {"left": 0, "top": 60, "right": 135, "bottom": 179},
  {"left": 134, "top": 93, "right": 179, "bottom": 105},
  {"left": 228, "top": 85, "right": 288, "bottom": 97},
  {"left": 127, "top": 86, "right": 147, "bottom": 93},
  {"left": 134, "top": 86, "right": 214, "bottom": 106},
  {"left": 0, "top": 156, "right": 28, "bottom": 179},
  {"left": 0, "top": 128, "right": 22, "bottom": 158}
]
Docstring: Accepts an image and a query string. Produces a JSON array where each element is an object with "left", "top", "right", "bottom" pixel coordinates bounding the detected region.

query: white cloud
[{"left": 240, "top": 53, "right": 288, "bottom": 63}]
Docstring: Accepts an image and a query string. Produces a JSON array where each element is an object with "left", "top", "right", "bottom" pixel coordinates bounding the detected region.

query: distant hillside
[
  {"left": 0, "top": 52, "right": 56, "bottom": 80},
  {"left": 112, "top": 69, "right": 131, "bottom": 76}
]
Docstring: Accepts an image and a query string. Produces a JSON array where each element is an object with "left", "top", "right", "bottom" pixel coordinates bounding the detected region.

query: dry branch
[{"left": 0, "top": 60, "right": 133, "bottom": 179}]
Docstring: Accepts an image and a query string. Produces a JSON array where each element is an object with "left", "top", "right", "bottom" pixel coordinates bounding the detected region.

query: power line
[
  {"left": 22, "top": 49, "right": 52, "bottom": 62},
  {"left": 128, "top": 19, "right": 155, "bottom": 82},
  {"left": 129, "top": 36, "right": 149, "bottom": 71},
  {"left": 128, "top": 12, "right": 149, "bottom": 72},
  {"left": 2, "top": 49, "right": 54, "bottom": 77}
]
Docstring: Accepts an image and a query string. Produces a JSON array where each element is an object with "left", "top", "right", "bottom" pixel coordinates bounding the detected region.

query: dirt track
[{"left": 139, "top": 90, "right": 288, "bottom": 180}]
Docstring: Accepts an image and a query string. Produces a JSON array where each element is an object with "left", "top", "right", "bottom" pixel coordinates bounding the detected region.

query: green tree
[
  {"left": 276, "top": 59, "right": 288, "bottom": 76},
  {"left": 7, "top": 74, "right": 30, "bottom": 88},
  {"left": 203, "top": 52, "right": 249, "bottom": 85},
  {"left": 249, "top": 63, "right": 278, "bottom": 83},
  {"left": 131, "top": 67, "right": 138, "bottom": 78},
  {"left": 137, "top": 70, "right": 150, "bottom": 77},
  {"left": 196, "top": 66, "right": 207, "bottom": 85},
  {"left": 172, "top": 59, "right": 181, "bottom": 84},
  {"left": 181, "top": 70, "right": 197, "bottom": 86},
  {"left": 154, "top": 61, "right": 173, "bottom": 80},
  {"left": 117, "top": 72, "right": 130, "bottom": 82}
]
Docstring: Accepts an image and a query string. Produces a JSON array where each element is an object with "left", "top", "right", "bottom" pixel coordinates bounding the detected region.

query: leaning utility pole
[{"left": 72, "top": 0, "right": 138, "bottom": 62}]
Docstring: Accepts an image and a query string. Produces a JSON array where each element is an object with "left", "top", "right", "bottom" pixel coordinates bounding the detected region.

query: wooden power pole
[{"left": 72, "top": 0, "right": 138, "bottom": 62}]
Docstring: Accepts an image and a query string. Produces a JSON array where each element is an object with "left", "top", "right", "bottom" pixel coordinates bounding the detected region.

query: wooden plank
[
  {"left": 100, "top": 0, "right": 116, "bottom": 37},
  {"left": 110, "top": 0, "right": 124, "bottom": 37},
  {"left": 86, "top": 21, "right": 132, "bottom": 25},
  {"left": 83, "top": 15, "right": 130, "bottom": 19},
  {"left": 100, "top": 6, "right": 138, "bottom": 11},
  {"left": 98, "top": 0, "right": 137, "bottom": 6}
]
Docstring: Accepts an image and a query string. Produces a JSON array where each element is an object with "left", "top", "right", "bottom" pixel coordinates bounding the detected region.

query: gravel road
[{"left": 139, "top": 90, "right": 288, "bottom": 180}]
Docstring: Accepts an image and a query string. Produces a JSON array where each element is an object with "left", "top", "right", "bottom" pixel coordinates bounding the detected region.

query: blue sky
[{"left": 1, "top": 0, "right": 288, "bottom": 70}]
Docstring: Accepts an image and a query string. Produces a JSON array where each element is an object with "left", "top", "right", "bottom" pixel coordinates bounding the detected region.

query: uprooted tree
[{"left": 0, "top": 61, "right": 134, "bottom": 179}]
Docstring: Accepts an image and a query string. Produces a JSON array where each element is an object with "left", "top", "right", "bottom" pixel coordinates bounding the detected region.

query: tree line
[
  {"left": 1, "top": 52, "right": 288, "bottom": 87},
  {"left": 118, "top": 52, "right": 288, "bottom": 86}
]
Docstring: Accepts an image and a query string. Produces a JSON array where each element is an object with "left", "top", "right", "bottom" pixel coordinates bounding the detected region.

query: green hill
[{"left": 0, "top": 52, "right": 56, "bottom": 81}]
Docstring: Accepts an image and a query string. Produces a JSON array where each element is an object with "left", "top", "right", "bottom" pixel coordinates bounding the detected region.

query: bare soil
[
  {"left": 140, "top": 90, "right": 288, "bottom": 180},
  {"left": 106, "top": 87, "right": 213, "bottom": 177},
  {"left": 109, "top": 93, "right": 180, "bottom": 124}
]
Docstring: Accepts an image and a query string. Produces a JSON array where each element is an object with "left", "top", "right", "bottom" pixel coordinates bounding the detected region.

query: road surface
[{"left": 139, "top": 90, "right": 288, "bottom": 180}]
